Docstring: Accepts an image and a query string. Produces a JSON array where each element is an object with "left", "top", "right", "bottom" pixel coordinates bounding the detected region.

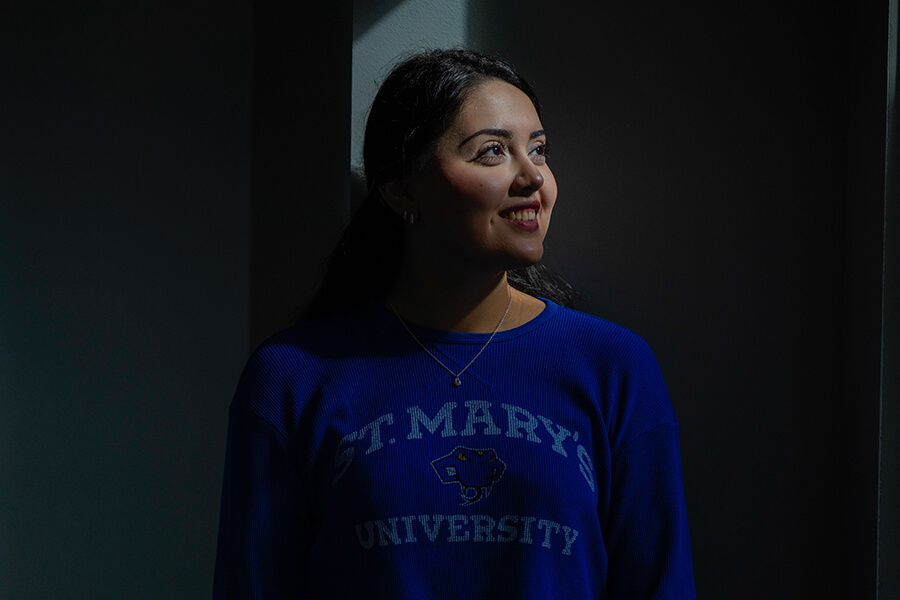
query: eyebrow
[{"left": 458, "top": 128, "right": 546, "bottom": 148}]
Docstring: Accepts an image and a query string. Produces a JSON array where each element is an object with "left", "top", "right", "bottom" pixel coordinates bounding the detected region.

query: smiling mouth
[
  {"left": 501, "top": 208, "right": 537, "bottom": 221},
  {"left": 500, "top": 206, "right": 540, "bottom": 231}
]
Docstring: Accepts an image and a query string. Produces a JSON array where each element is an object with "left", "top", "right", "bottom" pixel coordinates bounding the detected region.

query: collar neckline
[{"left": 374, "top": 298, "right": 559, "bottom": 344}]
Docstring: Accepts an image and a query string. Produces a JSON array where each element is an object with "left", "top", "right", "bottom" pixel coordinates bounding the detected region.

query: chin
[{"left": 504, "top": 247, "right": 545, "bottom": 271}]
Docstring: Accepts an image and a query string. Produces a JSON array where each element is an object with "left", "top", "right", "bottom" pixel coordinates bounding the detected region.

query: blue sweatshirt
[{"left": 213, "top": 300, "right": 696, "bottom": 599}]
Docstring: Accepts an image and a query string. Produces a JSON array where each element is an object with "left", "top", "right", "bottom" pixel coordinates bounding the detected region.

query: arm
[
  {"left": 212, "top": 403, "right": 311, "bottom": 599},
  {"left": 605, "top": 422, "right": 696, "bottom": 599}
]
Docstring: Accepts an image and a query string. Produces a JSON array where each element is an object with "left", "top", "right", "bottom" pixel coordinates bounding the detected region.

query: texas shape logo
[{"left": 432, "top": 446, "right": 506, "bottom": 505}]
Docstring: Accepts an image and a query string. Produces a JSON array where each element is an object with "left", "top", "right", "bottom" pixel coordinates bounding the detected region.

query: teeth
[{"left": 505, "top": 208, "right": 537, "bottom": 221}]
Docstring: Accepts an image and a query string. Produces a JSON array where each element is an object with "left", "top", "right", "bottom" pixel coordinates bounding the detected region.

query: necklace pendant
[{"left": 452, "top": 376, "right": 461, "bottom": 387}]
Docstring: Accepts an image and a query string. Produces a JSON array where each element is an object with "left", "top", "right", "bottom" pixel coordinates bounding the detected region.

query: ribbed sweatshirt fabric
[{"left": 213, "top": 300, "right": 697, "bottom": 599}]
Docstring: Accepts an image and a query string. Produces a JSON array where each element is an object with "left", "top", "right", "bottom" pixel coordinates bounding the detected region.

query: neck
[{"left": 386, "top": 263, "right": 512, "bottom": 333}]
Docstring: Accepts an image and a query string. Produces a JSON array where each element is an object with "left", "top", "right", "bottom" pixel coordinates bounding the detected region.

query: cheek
[
  {"left": 443, "top": 173, "right": 508, "bottom": 214},
  {"left": 542, "top": 169, "right": 559, "bottom": 212}
]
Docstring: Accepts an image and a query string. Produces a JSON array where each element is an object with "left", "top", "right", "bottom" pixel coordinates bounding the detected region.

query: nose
[{"left": 511, "top": 157, "right": 544, "bottom": 196}]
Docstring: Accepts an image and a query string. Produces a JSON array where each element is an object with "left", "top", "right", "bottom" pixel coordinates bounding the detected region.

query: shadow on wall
[{"left": 354, "top": 0, "right": 407, "bottom": 40}]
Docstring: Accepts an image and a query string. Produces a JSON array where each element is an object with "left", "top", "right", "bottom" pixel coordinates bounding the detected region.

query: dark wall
[
  {"left": 249, "top": 1, "right": 352, "bottom": 347},
  {"left": 0, "top": 2, "right": 251, "bottom": 598},
  {"left": 467, "top": 1, "right": 884, "bottom": 598}
]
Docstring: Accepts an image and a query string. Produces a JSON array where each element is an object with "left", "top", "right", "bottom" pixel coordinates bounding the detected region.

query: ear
[{"left": 379, "top": 179, "right": 417, "bottom": 218}]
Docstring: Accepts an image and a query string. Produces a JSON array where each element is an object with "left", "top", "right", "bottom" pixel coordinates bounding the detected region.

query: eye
[
  {"left": 530, "top": 142, "right": 550, "bottom": 165},
  {"left": 475, "top": 142, "right": 507, "bottom": 165}
]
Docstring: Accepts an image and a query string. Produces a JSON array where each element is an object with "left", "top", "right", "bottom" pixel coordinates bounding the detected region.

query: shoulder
[
  {"left": 249, "top": 301, "right": 392, "bottom": 365},
  {"left": 232, "top": 302, "right": 393, "bottom": 433},
  {"left": 541, "top": 302, "right": 661, "bottom": 371},
  {"left": 540, "top": 302, "right": 677, "bottom": 442}
]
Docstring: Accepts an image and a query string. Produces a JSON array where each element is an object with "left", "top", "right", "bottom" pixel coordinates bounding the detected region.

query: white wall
[{"left": 351, "top": 0, "right": 467, "bottom": 174}]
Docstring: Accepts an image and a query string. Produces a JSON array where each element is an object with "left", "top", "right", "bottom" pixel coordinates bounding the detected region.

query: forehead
[{"left": 447, "top": 79, "right": 542, "bottom": 138}]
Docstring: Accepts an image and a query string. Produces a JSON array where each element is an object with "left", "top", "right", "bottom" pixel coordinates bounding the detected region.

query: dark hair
[{"left": 302, "top": 48, "right": 574, "bottom": 319}]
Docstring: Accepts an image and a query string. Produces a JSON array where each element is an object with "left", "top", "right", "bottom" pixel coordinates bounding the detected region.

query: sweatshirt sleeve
[
  {"left": 604, "top": 422, "right": 697, "bottom": 599},
  {"left": 212, "top": 397, "right": 312, "bottom": 598}
]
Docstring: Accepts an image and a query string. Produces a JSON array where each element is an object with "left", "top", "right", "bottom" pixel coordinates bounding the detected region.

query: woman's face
[{"left": 408, "top": 78, "right": 557, "bottom": 273}]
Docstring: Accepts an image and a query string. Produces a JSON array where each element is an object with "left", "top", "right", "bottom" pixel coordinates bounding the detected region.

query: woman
[{"left": 214, "top": 49, "right": 696, "bottom": 599}]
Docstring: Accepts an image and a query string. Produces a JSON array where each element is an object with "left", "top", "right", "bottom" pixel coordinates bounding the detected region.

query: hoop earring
[{"left": 403, "top": 211, "right": 416, "bottom": 225}]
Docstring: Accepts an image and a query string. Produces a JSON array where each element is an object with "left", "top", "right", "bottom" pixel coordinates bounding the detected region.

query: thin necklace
[{"left": 388, "top": 288, "right": 512, "bottom": 387}]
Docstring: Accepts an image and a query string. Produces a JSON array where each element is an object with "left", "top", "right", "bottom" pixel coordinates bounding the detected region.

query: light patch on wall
[{"left": 352, "top": 0, "right": 467, "bottom": 174}]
